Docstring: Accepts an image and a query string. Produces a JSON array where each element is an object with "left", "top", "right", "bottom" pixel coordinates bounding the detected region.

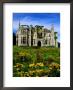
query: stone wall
[{"left": 16, "top": 25, "right": 58, "bottom": 47}]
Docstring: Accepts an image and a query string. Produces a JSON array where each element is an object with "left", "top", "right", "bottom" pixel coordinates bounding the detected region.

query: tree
[
  {"left": 54, "top": 32, "right": 58, "bottom": 46},
  {"left": 58, "top": 42, "right": 60, "bottom": 48},
  {"left": 13, "top": 33, "right": 16, "bottom": 45}
]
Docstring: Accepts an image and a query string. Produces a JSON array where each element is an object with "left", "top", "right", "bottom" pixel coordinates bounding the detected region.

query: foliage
[{"left": 13, "top": 46, "right": 60, "bottom": 77}]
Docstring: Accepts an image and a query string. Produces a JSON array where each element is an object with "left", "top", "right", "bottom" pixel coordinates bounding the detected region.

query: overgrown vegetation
[{"left": 13, "top": 46, "right": 60, "bottom": 77}]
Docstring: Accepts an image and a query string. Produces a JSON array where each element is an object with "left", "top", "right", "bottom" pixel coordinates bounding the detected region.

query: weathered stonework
[{"left": 16, "top": 24, "right": 58, "bottom": 47}]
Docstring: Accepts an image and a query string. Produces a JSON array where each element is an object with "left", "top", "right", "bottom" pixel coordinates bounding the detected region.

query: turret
[
  {"left": 16, "top": 20, "right": 21, "bottom": 46},
  {"left": 19, "top": 20, "right": 20, "bottom": 30},
  {"left": 32, "top": 26, "right": 38, "bottom": 46},
  {"left": 29, "top": 25, "right": 32, "bottom": 46},
  {"left": 51, "top": 24, "right": 55, "bottom": 46},
  {"left": 51, "top": 24, "right": 54, "bottom": 33},
  {"left": 54, "top": 32, "right": 58, "bottom": 47}
]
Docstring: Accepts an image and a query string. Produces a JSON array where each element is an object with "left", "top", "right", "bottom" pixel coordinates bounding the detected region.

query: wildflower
[
  {"left": 36, "top": 69, "right": 43, "bottom": 73},
  {"left": 36, "top": 63, "right": 44, "bottom": 67},
  {"left": 49, "top": 62, "right": 60, "bottom": 69},
  {"left": 29, "top": 64, "right": 35, "bottom": 67}
]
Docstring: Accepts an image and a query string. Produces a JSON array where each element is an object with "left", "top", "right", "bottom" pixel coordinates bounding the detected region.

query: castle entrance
[{"left": 38, "top": 41, "right": 41, "bottom": 47}]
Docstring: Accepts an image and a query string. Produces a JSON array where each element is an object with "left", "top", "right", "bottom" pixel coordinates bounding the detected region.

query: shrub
[
  {"left": 48, "top": 63, "right": 60, "bottom": 77},
  {"left": 18, "top": 51, "right": 32, "bottom": 63},
  {"left": 36, "top": 51, "right": 43, "bottom": 62},
  {"left": 13, "top": 46, "right": 60, "bottom": 77}
]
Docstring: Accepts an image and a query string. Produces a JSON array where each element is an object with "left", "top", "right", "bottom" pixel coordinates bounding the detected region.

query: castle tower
[
  {"left": 29, "top": 25, "right": 32, "bottom": 46},
  {"left": 33, "top": 26, "right": 37, "bottom": 46},
  {"left": 50, "top": 24, "right": 55, "bottom": 46},
  {"left": 18, "top": 20, "right": 21, "bottom": 30},
  {"left": 54, "top": 32, "right": 58, "bottom": 47},
  {"left": 16, "top": 20, "right": 21, "bottom": 46}
]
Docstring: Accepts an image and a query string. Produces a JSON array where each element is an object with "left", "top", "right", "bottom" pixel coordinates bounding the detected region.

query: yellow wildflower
[
  {"left": 36, "top": 63, "right": 44, "bottom": 67},
  {"left": 29, "top": 64, "right": 35, "bottom": 67}
]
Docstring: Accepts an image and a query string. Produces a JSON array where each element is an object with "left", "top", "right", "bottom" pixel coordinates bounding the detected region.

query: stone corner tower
[
  {"left": 51, "top": 24, "right": 55, "bottom": 46},
  {"left": 29, "top": 25, "right": 32, "bottom": 46}
]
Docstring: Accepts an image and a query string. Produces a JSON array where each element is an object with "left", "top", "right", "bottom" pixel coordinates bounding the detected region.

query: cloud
[
  {"left": 13, "top": 16, "right": 55, "bottom": 30},
  {"left": 13, "top": 15, "right": 60, "bottom": 42}
]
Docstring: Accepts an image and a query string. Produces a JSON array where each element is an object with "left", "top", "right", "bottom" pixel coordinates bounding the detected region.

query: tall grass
[{"left": 13, "top": 46, "right": 60, "bottom": 77}]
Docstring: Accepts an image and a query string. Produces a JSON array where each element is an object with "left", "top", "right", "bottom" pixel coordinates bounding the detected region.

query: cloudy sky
[{"left": 13, "top": 13, "right": 60, "bottom": 42}]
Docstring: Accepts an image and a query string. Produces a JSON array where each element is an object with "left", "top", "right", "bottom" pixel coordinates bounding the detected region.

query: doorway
[{"left": 38, "top": 41, "right": 41, "bottom": 47}]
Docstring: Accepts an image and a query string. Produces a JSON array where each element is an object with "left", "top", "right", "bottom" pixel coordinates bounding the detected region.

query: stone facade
[{"left": 16, "top": 24, "right": 58, "bottom": 47}]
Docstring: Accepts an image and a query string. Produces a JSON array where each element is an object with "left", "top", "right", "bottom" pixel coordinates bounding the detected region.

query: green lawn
[{"left": 13, "top": 46, "right": 60, "bottom": 77}]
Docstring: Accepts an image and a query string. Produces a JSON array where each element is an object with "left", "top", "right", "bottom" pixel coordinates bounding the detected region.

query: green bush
[
  {"left": 48, "top": 63, "right": 60, "bottom": 77},
  {"left": 13, "top": 46, "right": 60, "bottom": 77}
]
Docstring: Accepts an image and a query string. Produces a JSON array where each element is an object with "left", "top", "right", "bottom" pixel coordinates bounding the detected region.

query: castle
[{"left": 16, "top": 23, "right": 58, "bottom": 47}]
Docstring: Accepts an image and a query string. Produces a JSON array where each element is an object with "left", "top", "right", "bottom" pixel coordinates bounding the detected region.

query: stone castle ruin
[{"left": 16, "top": 23, "right": 58, "bottom": 47}]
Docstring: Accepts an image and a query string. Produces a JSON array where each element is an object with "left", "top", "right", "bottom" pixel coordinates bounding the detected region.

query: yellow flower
[
  {"left": 28, "top": 70, "right": 36, "bottom": 76},
  {"left": 36, "top": 63, "right": 44, "bottom": 67},
  {"left": 19, "top": 52, "right": 25, "bottom": 56},
  {"left": 19, "top": 52, "right": 31, "bottom": 57},
  {"left": 15, "top": 63, "right": 23, "bottom": 68},
  {"left": 16, "top": 64, "right": 20, "bottom": 67},
  {"left": 49, "top": 62, "right": 60, "bottom": 69},
  {"left": 36, "top": 69, "right": 43, "bottom": 73},
  {"left": 29, "top": 64, "right": 35, "bottom": 67}
]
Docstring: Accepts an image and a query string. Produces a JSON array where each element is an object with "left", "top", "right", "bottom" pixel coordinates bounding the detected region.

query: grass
[{"left": 13, "top": 46, "right": 60, "bottom": 77}]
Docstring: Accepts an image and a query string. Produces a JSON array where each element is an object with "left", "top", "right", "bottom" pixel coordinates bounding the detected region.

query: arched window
[
  {"left": 49, "top": 34, "right": 51, "bottom": 37},
  {"left": 21, "top": 37, "right": 26, "bottom": 44},
  {"left": 38, "top": 33, "right": 42, "bottom": 38},
  {"left": 45, "top": 39, "right": 47, "bottom": 44},
  {"left": 23, "top": 37, "right": 26, "bottom": 44},
  {"left": 33, "top": 39, "right": 35, "bottom": 44}
]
